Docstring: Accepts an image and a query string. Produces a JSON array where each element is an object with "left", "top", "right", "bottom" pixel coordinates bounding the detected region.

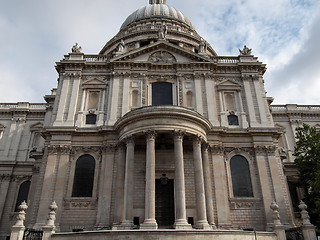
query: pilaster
[
  {"left": 202, "top": 144, "right": 216, "bottom": 227},
  {"left": 194, "top": 74, "right": 204, "bottom": 115},
  {"left": 96, "top": 144, "right": 116, "bottom": 227},
  {"left": 242, "top": 76, "right": 258, "bottom": 127},
  {"left": 113, "top": 143, "right": 126, "bottom": 227},
  {"left": 107, "top": 73, "right": 120, "bottom": 125},
  {"left": 211, "top": 144, "right": 231, "bottom": 228}
]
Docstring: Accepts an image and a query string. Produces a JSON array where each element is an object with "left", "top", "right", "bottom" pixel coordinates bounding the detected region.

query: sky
[{"left": 0, "top": 0, "right": 319, "bottom": 104}]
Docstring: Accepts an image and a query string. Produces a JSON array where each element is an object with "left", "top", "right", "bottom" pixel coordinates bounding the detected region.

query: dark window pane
[
  {"left": 152, "top": 82, "right": 173, "bottom": 106},
  {"left": 86, "top": 114, "right": 97, "bottom": 124},
  {"left": 228, "top": 115, "right": 239, "bottom": 125},
  {"left": 15, "top": 181, "right": 31, "bottom": 212},
  {"left": 230, "top": 155, "right": 253, "bottom": 197},
  {"left": 72, "top": 155, "right": 95, "bottom": 197}
]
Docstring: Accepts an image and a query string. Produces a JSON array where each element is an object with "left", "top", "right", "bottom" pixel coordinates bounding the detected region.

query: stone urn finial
[
  {"left": 299, "top": 200, "right": 312, "bottom": 225},
  {"left": 45, "top": 201, "right": 58, "bottom": 227},
  {"left": 14, "top": 201, "right": 28, "bottom": 227}
]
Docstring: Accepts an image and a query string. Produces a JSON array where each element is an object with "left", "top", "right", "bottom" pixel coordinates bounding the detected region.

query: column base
[
  {"left": 140, "top": 219, "right": 158, "bottom": 229},
  {"left": 195, "top": 220, "right": 212, "bottom": 230},
  {"left": 195, "top": 220, "right": 211, "bottom": 230},
  {"left": 174, "top": 219, "right": 192, "bottom": 230},
  {"left": 117, "top": 220, "right": 134, "bottom": 230}
]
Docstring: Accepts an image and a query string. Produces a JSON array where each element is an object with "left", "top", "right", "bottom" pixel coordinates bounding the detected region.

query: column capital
[
  {"left": 192, "top": 135, "right": 204, "bottom": 145},
  {"left": 144, "top": 129, "right": 157, "bottom": 140},
  {"left": 124, "top": 135, "right": 135, "bottom": 145},
  {"left": 202, "top": 143, "right": 210, "bottom": 152},
  {"left": 172, "top": 129, "right": 186, "bottom": 140}
]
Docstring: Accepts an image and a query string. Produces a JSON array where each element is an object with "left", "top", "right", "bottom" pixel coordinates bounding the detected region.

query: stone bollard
[
  {"left": 299, "top": 201, "right": 317, "bottom": 240},
  {"left": 42, "top": 201, "right": 58, "bottom": 240},
  {"left": 270, "top": 201, "right": 286, "bottom": 240},
  {"left": 10, "top": 201, "right": 28, "bottom": 240}
]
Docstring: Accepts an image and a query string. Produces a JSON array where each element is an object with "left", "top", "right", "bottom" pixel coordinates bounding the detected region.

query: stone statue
[
  {"left": 199, "top": 38, "right": 207, "bottom": 53},
  {"left": 239, "top": 45, "right": 252, "bottom": 55},
  {"left": 117, "top": 40, "right": 125, "bottom": 53},
  {"left": 72, "top": 43, "right": 82, "bottom": 53},
  {"left": 158, "top": 24, "right": 167, "bottom": 40}
]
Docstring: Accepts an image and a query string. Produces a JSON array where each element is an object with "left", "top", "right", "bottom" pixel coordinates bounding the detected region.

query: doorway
[{"left": 155, "top": 177, "right": 175, "bottom": 228}]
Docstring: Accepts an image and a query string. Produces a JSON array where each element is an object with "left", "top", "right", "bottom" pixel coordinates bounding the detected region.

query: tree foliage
[{"left": 293, "top": 123, "right": 320, "bottom": 228}]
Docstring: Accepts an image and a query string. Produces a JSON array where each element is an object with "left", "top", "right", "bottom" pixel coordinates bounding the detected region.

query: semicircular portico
[{"left": 114, "top": 106, "right": 212, "bottom": 141}]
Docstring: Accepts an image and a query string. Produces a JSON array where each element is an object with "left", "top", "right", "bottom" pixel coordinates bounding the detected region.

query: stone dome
[{"left": 120, "top": 2, "right": 194, "bottom": 30}]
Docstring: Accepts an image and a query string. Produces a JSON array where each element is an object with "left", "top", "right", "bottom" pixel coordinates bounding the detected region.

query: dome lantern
[{"left": 149, "top": 0, "right": 166, "bottom": 4}]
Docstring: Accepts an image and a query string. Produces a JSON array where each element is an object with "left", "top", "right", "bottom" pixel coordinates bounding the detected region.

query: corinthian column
[
  {"left": 202, "top": 144, "right": 216, "bottom": 228},
  {"left": 119, "top": 136, "right": 135, "bottom": 229},
  {"left": 173, "top": 130, "right": 192, "bottom": 229},
  {"left": 141, "top": 130, "right": 158, "bottom": 229},
  {"left": 193, "top": 136, "right": 210, "bottom": 229}
]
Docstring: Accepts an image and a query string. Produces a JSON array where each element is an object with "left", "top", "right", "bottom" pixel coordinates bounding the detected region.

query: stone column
[
  {"left": 173, "top": 130, "right": 192, "bottom": 229},
  {"left": 113, "top": 143, "right": 126, "bottom": 227},
  {"left": 141, "top": 130, "right": 158, "bottom": 229},
  {"left": 193, "top": 136, "right": 210, "bottom": 229},
  {"left": 202, "top": 144, "right": 216, "bottom": 228},
  {"left": 119, "top": 136, "right": 135, "bottom": 229}
]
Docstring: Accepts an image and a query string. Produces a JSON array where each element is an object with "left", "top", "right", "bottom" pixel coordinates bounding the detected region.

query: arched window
[
  {"left": 72, "top": 155, "right": 95, "bottom": 197},
  {"left": 186, "top": 91, "right": 193, "bottom": 108},
  {"left": 152, "top": 82, "right": 173, "bottom": 106},
  {"left": 230, "top": 155, "right": 253, "bottom": 197},
  {"left": 15, "top": 181, "right": 31, "bottom": 212}
]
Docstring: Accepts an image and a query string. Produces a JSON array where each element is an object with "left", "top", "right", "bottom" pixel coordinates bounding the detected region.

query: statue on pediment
[
  {"left": 158, "top": 24, "right": 167, "bottom": 40},
  {"left": 72, "top": 43, "right": 82, "bottom": 53},
  {"left": 199, "top": 38, "right": 207, "bottom": 53},
  {"left": 239, "top": 45, "right": 252, "bottom": 55},
  {"left": 117, "top": 40, "right": 125, "bottom": 53}
]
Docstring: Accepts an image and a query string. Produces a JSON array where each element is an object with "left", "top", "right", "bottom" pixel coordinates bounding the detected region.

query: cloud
[{"left": 0, "top": 0, "right": 319, "bottom": 105}]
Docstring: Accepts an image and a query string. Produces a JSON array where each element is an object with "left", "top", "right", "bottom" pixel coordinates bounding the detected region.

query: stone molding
[
  {"left": 230, "top": 198, "right": 261, "bottom": 210},
  {"left": 63, "top": 198, "right": 97, "bottom": 210},
  {"left": 254, "top": 145, "right": 276, "bottom": 155}
]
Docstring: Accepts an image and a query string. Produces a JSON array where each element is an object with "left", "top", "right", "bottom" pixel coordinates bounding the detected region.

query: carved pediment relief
[
  {"left": 217, "top": 79, "right": 241, "bottom": 91},
  {"left": 148, "top": 51, "right": 176, "bottom": 64},
  {"left": 82, "top": 78, "right": 107, "bottom": 89}
]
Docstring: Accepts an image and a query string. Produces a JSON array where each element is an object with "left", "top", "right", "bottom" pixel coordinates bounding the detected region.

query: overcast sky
[{"left": 0, "top": 0, "right": 319, "bottom": 104}]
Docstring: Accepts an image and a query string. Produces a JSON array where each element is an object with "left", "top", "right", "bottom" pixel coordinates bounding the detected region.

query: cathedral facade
[{"left": 1, "top": 0, "right": 319, "bottom": 239}]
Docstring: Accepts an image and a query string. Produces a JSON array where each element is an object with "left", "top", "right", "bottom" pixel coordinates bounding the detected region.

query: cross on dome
[{"left": 149, "top": 0, "right": 166, "bottom": 4}]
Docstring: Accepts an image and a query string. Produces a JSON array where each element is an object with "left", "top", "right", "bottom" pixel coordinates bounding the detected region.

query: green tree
[{"left": 293, "top": 123, "right": 320, "bottom": 230}]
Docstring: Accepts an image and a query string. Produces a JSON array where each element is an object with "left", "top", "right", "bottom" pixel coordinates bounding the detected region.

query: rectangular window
[{"left": 152, "top": 82, "right": 173, "bottom": 106}]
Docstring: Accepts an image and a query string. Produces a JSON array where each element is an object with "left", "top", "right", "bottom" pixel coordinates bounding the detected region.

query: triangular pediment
[
  {"left": 217, "top": 79, "right": 241, "bottom": 91},
  {"left": 111, "top": 41, "right": 212, "bottom": 64},
  {"left": 82, "top": 78, "right": 107, "bottom": 89}
]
